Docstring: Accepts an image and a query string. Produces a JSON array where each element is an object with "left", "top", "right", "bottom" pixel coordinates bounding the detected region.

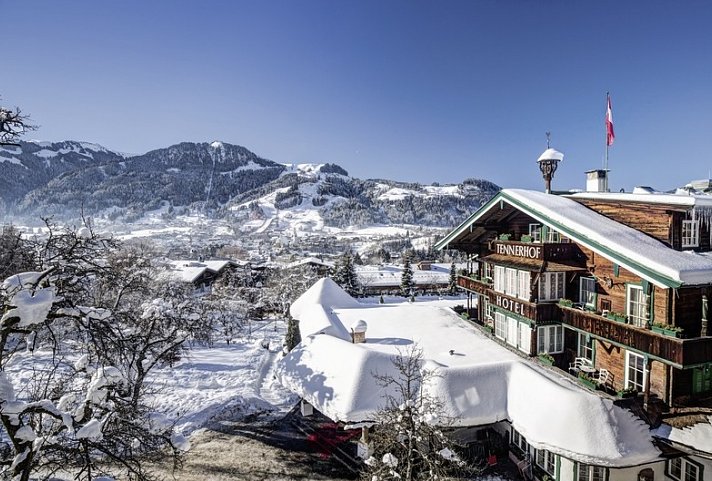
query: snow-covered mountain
[
  {"left": 2, "top": 140, "right": 499, "bottom": 233},
  {"left": 0, "top": 140, "right": 125, "bottom": 211}
]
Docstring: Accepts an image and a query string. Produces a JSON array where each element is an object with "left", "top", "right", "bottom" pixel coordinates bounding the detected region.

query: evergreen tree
[
  {"left": 285, "top": 316, "right": 302, "bottom": 352},
  {"left": 448, "top": 262, "right": 457, "bottom": 295},
  {"left": 400, "top": 254, "right": 415, "bottom": 297},
  {"left": 333, "top": 251, "right": 360, "bottom": 296}
]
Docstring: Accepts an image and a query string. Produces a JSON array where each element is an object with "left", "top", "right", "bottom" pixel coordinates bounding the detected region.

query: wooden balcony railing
[
  {"left": 457, "top": 275, "right": 560, "bottom": 323},
  {"left": 560, "top": 305, "right": 712, "bottom": 367}
]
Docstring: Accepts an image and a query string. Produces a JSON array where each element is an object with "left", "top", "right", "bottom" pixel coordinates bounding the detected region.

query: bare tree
[
  {"left": 0, "top": 99, "right": 35, "bottom": 146},
  {"left": 0, "top": 221, "right": 203, "bottom": 480},
  {"left": 361, "top": 345, "right": 474, "bottom": 481}
]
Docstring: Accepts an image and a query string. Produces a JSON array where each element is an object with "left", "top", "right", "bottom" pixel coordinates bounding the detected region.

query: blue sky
[{"left": 3, "top": 1, "right": 712, "bottom": 191}]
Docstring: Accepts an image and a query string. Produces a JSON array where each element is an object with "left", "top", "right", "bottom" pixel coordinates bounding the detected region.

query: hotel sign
[
  {"left": 494, "top": 294, "right": 531, "bottom": 318},
  {"left": 495, "top": 242, "right": 542, "bottom": 260}
]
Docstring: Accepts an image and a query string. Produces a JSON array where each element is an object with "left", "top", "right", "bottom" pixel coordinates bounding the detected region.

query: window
[
  {"left": 667, "top": 457, "right": 703, "bottom": 481},
  {"left": 577, "top": 463, "right": 607, "bottom": 481},
  {"left": 518, "top": 271, "right": 531, "bottom": 301},
  {"left": 536, "top": 449, "right": 556, "bottom": 476},
  {"left": 494, "top": 266, "right": 506, "bottom": 293},
  {"left": 495, "top": 312, "right": 507, "bottom": 340},
  {"left": 580, "top": 277, "right": 597, "bottom": 309},
  {"left": 693, "top": 365, "right": 712, "bottom": 394},
  {"left": 518, "top": 322, "right": 532, "bottom": 354},
  {"left": 577, "top": 333, "right": 594, "bottom": 362},
  {"left": 627, "top": 285, "right": 650, "bottom": 328},
  {"left": 507, "top": 317, "right": 519, "bottom": 348},
  {"left": 682, "top": 220, "right": 700, "bottom": 248},
  {"left": 625, "top": 351, "right": 646, "bottom": 391},
  {"left": 483, "top": 297, "right": 494, "bottom": 322},
  {"left": 537, "top": 325, "right": 563, "bottom": 354},
  {"left": 483, "top": 262, "right": 494, "bottom": 281},
  {"left": 506, "top": 268, "right": 518, "bottom": 297},
  {"left": 529, "top": 223, "right": 542, "bottom": 243},
  {"left": 539, "top": 272, "right": 565, "bottom": 301},
  {"left": 511, "top": 427, "right": 528, "bottom": 455}
]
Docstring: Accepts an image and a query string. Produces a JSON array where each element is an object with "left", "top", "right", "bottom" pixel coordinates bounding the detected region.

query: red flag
[{"left": 606, "top": 94, "right": 615, "bottom": 146}]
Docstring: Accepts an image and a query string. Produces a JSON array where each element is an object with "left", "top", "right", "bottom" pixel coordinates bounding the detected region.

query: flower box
[
  {"left": 498, "top": 233, "right": 512, "bottom": 241},
  {"left": 558, "top": 299, "right": 573, "bottom": 308},
  {"left": 651, "top": 324, "right": 683, "bottom": 338},
  {"left": 606, "top": 312, "right": 627, "bottom": 323},
  {"left": 577, "top": 373, "right": 597, "bottom": 390},
  {"left": 617, "top": 388, "right": 638, "bottom": 399},
  {"left": 538, "top": 353, "right": 555, "bottom": 366}
]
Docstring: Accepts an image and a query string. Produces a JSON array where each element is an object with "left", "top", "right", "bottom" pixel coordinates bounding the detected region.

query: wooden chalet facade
[{"left": 436, "top": 189, "right": 712, "bottom": 408}]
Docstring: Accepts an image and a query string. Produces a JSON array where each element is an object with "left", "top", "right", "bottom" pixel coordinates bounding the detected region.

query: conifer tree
[
  {"left": 400, "top": 254, "right": 415, "bottom": 297},
  {"left": 333, "top": 251, "right": 360, "bottom": 297},
  {"left": 285, "top": 316, "right": 302, "bottom": 351},
  {"left": 448, "top": 262, "right": 457, "bottom": 295}
]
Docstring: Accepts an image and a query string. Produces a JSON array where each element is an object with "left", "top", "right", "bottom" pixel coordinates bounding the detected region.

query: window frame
[
  {"left": 682, "top": 219, "right": 700, "bottom": 249},
  {"left": 494, "top": 312, "right": 507, "bottom": 340},
  {"left": 625, "top": 350, "right": 646, "bottom": 392},
  {"left": 666, "top": 457, "right": 704, "bottom": 481},
  {"left": 537, "top": 324, "right": 564, "bottom": 354},
  {"left": 577, "top": 332, "right": 594, "bottom": 362},
  {"left": 539, "top": 272, "right": 565, "bottom": 302},
  {"left": 580, "top": 277, "right": 597, "bottom": 309},
  {"left": 576, "top": 463, "right": 608, "bottom": 481},
  {"left": 535, "top": 449, "right": 556, "bottom": 476},
  {"left": 529, "top": 223, "right": 542, "bottom": 243},
  {"left": 511, "top": 427, "right": 529, "bottom": 457},
  {"left": 626, "top": 284, "right": 650, "bottom": 328}
]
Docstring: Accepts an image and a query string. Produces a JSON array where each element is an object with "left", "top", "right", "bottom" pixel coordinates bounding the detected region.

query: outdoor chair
[
  {"left": 595, "top": 368, "right": 611, "bottom": 388},
  {"left": 568, "top": 358, "right": 584, "bottom": 375}
]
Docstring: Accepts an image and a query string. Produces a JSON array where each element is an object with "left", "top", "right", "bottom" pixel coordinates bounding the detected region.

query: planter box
[
  {"left": 538, "top": 355, "right": 555, "bottom": 366},
  {"left": 617, "top": 389, "right": 638, "bottom": 399},
  {"left": 578, "top": 376, "right": 597, "bottom": 390},
  {"left": 651, "top": 325, "right": 682, "bottom": 338},
  {"left": 606, "top": 313, "right": 627, "bottom": 323}
]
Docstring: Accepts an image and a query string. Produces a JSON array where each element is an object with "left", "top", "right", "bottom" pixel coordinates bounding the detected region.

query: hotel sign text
[
  {"left": 494, "top": 294, "right": 531, "bottom": 318},
  {"left": 495, "top": 242, "right": 541, "bottom": 260}
]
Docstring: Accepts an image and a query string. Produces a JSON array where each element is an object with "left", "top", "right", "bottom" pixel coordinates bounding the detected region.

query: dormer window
[{"left": 682, "top": 220, "right": 700, "bottom": 248}]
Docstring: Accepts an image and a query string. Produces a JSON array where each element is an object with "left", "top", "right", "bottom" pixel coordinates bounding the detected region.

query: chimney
[
  {"left": 351, "top": 320, "right": 368, "bottom": 344},
  {"left": 586, "top": 169, "right": 609, "bottom": 193}
]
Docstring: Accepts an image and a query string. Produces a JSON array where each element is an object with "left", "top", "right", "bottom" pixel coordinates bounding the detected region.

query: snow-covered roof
[
  {"left": 356, "top": 263, "right": 463, "bottom": 288},
  {"left": 289, "top": 278, "right": 357, "bottom": 341},
  {"left": 437, "top": 189, "right": 712, "bottom": 288},
  {"left": 285, "top": 257, "right": 334, "bottom": 270},
  {"left": 569, "top": 190, "right": 712, "bottom": 208},
  {"left": 166, "top": 260, "right": 237, "bottom": 283},
  {"left": 653, "top": 415, "right": 712, "bottom": 455},
  {"left": 277, "top": 281, "right": 660, "bottom": 467}
]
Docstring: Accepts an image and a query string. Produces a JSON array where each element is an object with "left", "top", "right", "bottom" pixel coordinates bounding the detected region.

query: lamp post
[{"left": 537, "top": 134, "right": 564, "bottom": 194}]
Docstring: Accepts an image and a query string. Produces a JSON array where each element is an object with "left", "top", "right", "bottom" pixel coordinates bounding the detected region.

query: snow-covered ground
[{"left": 147, "top": 320, "right": 297, "bottom": 435}]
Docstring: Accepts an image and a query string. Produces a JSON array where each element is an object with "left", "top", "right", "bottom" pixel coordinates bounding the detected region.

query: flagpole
[{"left": 605, "top": 92, "right": 610, "bottom": 192}]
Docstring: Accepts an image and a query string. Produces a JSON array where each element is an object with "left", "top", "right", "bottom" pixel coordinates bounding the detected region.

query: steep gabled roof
[{"left": 436, "top": 189, "right": 712, "bottom": 288}]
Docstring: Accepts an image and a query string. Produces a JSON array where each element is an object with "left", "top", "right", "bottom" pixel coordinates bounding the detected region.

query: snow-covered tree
[
  {"left": 333, "top": 252, "right": 360, "bottom": 297},
  {"left": 400, "top": 254, "right": 415, "bottom": 297},
  {"left": 0, "top": 222, "right": 200, "bottom": 480},
  {"left": 361, "top": 345, "right": 472, "bottom": 481}
]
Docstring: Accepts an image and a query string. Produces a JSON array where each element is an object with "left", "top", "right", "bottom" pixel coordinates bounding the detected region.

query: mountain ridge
[{"left": 1, "top": 140, "right": 499, "bottom": 231}]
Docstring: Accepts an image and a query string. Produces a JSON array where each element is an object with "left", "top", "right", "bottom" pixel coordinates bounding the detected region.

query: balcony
[
  {"left": 457, "top": 275, "right": 560, "bottom": 323},
  {"left": 560, "top": 305, "right": 712, "bottom": 367}
]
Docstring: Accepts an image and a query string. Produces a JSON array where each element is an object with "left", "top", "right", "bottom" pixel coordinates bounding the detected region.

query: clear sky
[{"left": 3, "top": 0, "right": 712, "bottom": 191}]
